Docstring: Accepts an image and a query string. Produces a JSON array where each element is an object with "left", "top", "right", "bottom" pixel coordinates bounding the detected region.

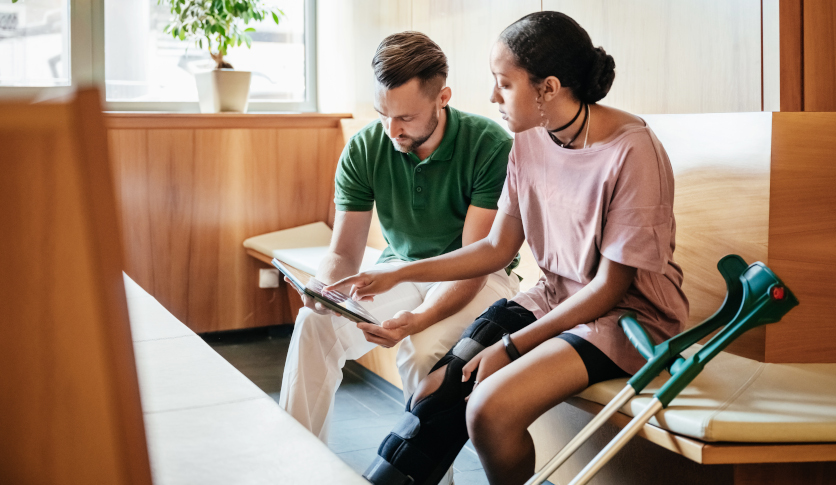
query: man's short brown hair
[{"left": 372, "top": 31, "right": 448, "bottom": 96}]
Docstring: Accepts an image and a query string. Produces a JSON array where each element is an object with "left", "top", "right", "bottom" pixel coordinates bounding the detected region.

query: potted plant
[{"left": 159, "top": 0, "right": 284, "bottom": 113}]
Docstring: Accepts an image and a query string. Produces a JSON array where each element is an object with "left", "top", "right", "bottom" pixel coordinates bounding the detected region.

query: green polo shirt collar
[{"left": 405, "top": 106, "right": 459, "bottom": 163}]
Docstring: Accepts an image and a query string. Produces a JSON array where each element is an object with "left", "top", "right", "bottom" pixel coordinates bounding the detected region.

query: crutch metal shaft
[
  {"left": 525, "top": 386, "right": 636, "bottom": 485},
  {"left": 524, "top": 386, "right": 636, "bottom": 485},
  {"left": 567, "top": 398, "right": 664, "bottom": 485}
]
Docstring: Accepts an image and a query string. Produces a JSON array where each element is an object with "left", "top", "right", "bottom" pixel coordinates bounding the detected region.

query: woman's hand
[
  {"left": 461, "top": 341, "right": 512, "bottom": 396},
  {"left": 325, "top": 267, "right": 402, "bottom": 301}
]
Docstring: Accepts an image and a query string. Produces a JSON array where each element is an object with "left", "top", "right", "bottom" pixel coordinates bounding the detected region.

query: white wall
[{"left": 318, "top": 0, "right": 769, "bottom": 119}]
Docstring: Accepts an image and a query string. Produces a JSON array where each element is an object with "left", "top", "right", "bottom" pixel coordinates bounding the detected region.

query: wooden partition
[
  {"left": 780, "top": 0, "right": 836, "bottom": 111},
  {"left": 107, "top": 113, "right": 350, "bottom": 333},
  {"left": 0, "top": 90, "right": 152, "bottom": 485},
  {"left": 766, "top": 112, "right": 836, "bottom": 363}
]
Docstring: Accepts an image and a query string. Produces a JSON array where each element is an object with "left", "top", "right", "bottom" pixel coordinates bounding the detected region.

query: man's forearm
[
  {"left": 316, "top": 252, "right": 363, "bottom": 285},
  {"left": 409, "top": 276, "right": 488, "bottom": 332}
]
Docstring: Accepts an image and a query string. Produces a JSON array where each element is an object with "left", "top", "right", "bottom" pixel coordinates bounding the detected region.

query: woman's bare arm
[
  {"left": 510, "top": 256, "right": 637, "bottom": 355},
  {"left": 327, "top": 211, "right": 525, "bottom": 298}
]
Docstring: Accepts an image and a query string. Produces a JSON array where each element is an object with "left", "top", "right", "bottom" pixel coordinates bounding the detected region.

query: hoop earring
[{"left": 536, "top": 94, "right": 548, "bottom": 127}]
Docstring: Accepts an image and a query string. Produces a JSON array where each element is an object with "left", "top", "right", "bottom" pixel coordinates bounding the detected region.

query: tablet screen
[{"left": 272, "top": 259, "right": 380, "bottom": 325}]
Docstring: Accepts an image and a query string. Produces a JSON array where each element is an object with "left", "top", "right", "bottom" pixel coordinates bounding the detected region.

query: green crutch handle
[
  {"left": 619, "top": 314, "right": 655, "bottom": 361},
  {"left": 621, "top": 255, "right": 749, "bottom": 392},
  {"left": 654, "top": 261, "right": 799, "bottom": 407}
]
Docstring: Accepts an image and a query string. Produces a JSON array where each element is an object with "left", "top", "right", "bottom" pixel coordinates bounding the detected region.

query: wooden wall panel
[
  {"left": 319, "top": 1, "right": 764, "bottom": 117},
  {"left": 317, "top": 0, "right": 412, "bottom": 117},
  {"left": 779, "top": 0, "right": 804, "bottom": 111},
  {"left": 1, "top": 92, "right": 151, "bottom": 485},
  {"left": 803, "top": 1, "right": 836, "bottom": 111},
  {"left": 411, "top": 0, "right": 540, "bottom": 123},
  {"left": 766, "top": 112, "right": 836, "bottom": 363},
  {"left": 107, "top": 114, "right": 349, "bottom": 334},
  {"left": 543, "top": 0, "right": 762, "bottom": 114}
]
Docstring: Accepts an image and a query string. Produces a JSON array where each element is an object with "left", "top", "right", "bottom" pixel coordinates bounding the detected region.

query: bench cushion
[
  {"left": 578, "top": 346, "right": 836, "bottom": 443},
  {"left": 125, "top": 274, "right": 367, "bottom": 484},
  {"left": 243, "top": 222, "right": 382, "bottom": 274}
]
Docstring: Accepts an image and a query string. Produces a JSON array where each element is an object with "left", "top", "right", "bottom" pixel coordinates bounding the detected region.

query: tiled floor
[{"left": 205, "top": 330, "right": 493, "bottom": 484}]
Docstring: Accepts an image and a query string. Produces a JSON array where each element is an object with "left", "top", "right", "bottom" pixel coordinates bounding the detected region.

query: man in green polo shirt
[{"left": 278, "top": 32, "right": 518, "bottom": 464}]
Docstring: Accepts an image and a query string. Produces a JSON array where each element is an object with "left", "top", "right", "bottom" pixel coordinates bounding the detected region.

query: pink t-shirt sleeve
[
  {"left": 600, "top": 131, "right": 674, "bottom": 274},
  {"left": 497, "top": 141, "right": 521, "bottom": 219}
]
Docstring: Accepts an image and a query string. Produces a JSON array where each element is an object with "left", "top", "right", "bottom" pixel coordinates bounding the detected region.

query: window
[
  {"left": 0, "top": 0, "right": 70, "bottom": 87},
  {"left": 0, "top": 0, "right": 316, "bottom": 111}
]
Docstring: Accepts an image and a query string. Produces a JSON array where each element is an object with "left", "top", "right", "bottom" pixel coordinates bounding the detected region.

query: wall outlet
[{"left": 259, "top": 268, "right": 280, "bottom": 288}]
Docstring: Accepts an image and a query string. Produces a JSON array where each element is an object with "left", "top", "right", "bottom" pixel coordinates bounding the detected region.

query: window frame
[{"left": 0, "top": 0, "right": 317, "bottom": 112}]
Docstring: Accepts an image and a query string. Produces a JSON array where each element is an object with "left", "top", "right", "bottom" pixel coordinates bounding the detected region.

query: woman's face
[{"left": 489, "top": 42, "right": 542, "bottom": 133}]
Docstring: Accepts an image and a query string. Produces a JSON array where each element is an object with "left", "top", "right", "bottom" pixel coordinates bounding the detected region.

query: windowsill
[{"left": 104, "top": 111, "right": 353, "bottom": 129}]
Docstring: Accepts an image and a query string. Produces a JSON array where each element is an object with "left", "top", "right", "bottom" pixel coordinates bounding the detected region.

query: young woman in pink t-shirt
[{"left": 329, "top": 12, "right": 689, "bottom": 485}]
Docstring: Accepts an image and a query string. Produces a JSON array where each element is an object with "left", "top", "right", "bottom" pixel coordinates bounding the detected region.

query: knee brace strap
[
  {"left": 365, "top": 300, "right": 536, "bottom": 485},
  {"left": 392, "top": 413, "right": 420, "bottom": 440},
  {"left": 450, "top": 337, "right": 484, "bottom": 362}
]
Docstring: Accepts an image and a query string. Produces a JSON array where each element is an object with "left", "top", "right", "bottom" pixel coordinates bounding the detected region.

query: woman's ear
[{"left": 541, "top": 76, "right": 562, "bottom": 102}]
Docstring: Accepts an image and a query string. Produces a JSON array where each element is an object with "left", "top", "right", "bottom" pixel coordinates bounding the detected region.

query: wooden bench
[
  {"left": 244, "top": 112, "right": 836, "bottom": 484},
  {"left": 126, "top": 273, "right": 367, "bottom": 484}
]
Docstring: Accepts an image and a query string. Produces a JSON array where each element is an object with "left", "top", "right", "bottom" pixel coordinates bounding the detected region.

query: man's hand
[
  {"left": 283, "top": 276, "right": 342, "bottom": 317},
  {"left": 461, "top": 341, "right": 511, "bottom": 398},
  {"left": 325, "top": 267, "right": 403, "bottom": 302},
  {"left": 356, "top": 310, "right": 423, "bottom": 348}
]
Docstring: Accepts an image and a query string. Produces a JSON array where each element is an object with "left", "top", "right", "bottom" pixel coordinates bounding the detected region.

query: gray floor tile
[
  {"left": 339, "top": 381, "right": 405, "bottom": 417},
  {"left": 332, "top": 413, "right": 401, "bottom": 431},
  {"left": 332, "top": 391, "right": 377, "bottom": 423},
  {"left": 452, "top": 469, "right": 490, "bottom": 485},
  {"left": 328, "top": 421, "right": 396, "bottom": 453},
  {"left": 454, "top": 446, "right": 484, "bottom": 472},
  {"left": 335, "top": 447, "right": 378, "bottom": 476}
]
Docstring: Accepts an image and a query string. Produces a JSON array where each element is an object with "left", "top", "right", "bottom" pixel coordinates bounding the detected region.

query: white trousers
[{"left": 278, "top": 261, "right": 519, "bottom": 442}]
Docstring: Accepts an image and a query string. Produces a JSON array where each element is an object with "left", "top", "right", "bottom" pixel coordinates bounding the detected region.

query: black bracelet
[{"left": 502, "top": 333, "right": 521, "bottom": 361}]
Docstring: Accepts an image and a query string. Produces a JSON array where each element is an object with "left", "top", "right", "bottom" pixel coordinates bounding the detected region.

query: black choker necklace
[
  {"left": 549, "top": 102, "right": 584, "bottom": 134},
  {"left": 548, "top": 103, "right": 588, "bottom": 148}
]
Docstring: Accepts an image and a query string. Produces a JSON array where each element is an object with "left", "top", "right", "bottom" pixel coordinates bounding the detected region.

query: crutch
[{"left": 526, "top": 255, "right": 799, "bottom": 485}]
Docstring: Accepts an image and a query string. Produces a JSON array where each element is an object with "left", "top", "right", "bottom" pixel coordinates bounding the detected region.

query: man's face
[{"left": 374, "top": 78, "right": 441, "bottom": 154}]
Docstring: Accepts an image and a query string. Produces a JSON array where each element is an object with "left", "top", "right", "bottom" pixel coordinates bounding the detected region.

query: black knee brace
[{"left": 363, "top": 299, "right": 535, "bottom": 485}]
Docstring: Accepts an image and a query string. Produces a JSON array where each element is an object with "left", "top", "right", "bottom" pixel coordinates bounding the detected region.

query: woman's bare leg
[
  {"left": 466, "top": 338, "right": 588, "bottom": 485},
  {"left": 410, "top": 363, "right": 448, "bottom": 408}
]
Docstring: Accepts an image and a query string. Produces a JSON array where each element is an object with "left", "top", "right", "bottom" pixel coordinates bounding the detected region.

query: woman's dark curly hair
[{"left": 499, "top": 11, "right": 615, "bottom": 104}]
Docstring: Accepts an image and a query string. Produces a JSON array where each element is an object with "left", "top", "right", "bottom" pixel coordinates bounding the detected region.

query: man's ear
[
  {"left": 439, "top": 86, "right": 452, "bottom": 109},
  {"left": 541, "top": 76, "right": 562, "bottom": 102}
]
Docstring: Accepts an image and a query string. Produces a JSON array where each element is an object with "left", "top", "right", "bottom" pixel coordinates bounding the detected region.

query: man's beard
[{"left": 391, "top": 110, "right": 439, "bottom": 154}]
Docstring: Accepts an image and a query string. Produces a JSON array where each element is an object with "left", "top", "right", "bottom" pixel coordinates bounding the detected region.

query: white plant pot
[{"left": 194, "top": 69, "right": 252, "bottom": 113}]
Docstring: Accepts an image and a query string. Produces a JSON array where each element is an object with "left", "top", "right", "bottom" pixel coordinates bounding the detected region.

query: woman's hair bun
[
  {"left": 500, "top": 12, "right": 616, "bottom": 104},
  {"left": 580, "top": 47, "right": 615, "bottom": 104}
]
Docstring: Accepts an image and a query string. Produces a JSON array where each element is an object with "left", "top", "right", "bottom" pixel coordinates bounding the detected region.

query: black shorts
[{"left": 503, "top": 300, "right": 630, "bottom": 386}]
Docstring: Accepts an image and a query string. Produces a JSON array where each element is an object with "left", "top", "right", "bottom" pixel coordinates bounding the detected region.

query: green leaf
[
  {"left": 244, "top": 35, "right": 251, "bottom": 48},
  {"left": 244, "top": 27, "right": 255, "bottom": 33},
  {"left": 272, "top": 11, "right": 279, "bottom": 24}
]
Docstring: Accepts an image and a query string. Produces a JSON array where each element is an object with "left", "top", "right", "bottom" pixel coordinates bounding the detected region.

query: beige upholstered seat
[
  {"left": 243, "top": 221, "right": 382, "bottom": 274},
  {"left": 126, "top": 274, "right": 367, "bottom": 485},
  {"left": 578, "top": 345, "right": 836, "bottom": 443}
]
